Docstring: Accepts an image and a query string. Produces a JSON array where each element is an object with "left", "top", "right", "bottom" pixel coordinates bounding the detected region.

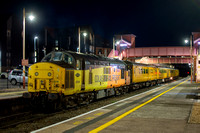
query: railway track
[
  {"left": 0, "top": 99, "right": 104, "bottom": 129},
  {"left": 0, "top": 79, "right": 182, "bottom": 131}
]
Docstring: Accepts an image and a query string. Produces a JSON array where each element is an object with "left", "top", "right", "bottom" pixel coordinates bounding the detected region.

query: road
[{"left": 0, "top": 78, "right": 24, "bottom": 89}]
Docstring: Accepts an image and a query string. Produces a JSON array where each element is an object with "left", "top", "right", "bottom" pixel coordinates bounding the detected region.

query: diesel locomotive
[{"left": 23, "top": 50, "right": 179, "bottom": 109}]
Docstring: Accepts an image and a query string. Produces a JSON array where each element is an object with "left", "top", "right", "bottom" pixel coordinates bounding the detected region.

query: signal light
[{"left": 187, "top": 72, "right": 189, "bottom": 74}]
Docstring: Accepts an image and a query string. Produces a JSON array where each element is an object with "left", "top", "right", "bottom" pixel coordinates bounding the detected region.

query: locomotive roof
[
  {"left": 123, "top": 60, "right": 156, "bottom": 67},
  {"left": 64, "top": 51, "right": 126, "bottom": 65},
  {"left": 42, "top": 50, "right": 177, "bottom": 70},
  {"left": 123, "top": 60, "right": 177, "bottom": 70}
]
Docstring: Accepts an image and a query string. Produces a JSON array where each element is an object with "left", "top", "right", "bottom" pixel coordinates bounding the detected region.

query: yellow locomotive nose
[{"left": 28, "top": 62, "right": 65, "bottom": 93}]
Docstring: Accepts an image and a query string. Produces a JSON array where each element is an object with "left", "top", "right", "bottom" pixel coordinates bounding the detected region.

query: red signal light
[{"left": 187, "top": 72, "right": 189, "bottom": 74}]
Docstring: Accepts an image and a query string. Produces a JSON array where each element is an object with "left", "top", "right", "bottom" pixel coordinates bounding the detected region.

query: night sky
[{"left": 1, "top": 0, "right": 200, "bottom": 47}]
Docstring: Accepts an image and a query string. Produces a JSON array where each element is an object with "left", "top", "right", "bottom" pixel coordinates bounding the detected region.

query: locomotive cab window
[
  {"left": 64, "top": 54, "right": 72, "bottom": 64},
  {"left": 52, "top": 52, "right": 63, "bottom": 61},
  {"left": 63, "top": 53, "right": 75, "bottom": 66}
]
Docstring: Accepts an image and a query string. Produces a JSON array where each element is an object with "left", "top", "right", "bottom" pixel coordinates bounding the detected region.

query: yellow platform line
[
  {"left": 89, "top": 78, "right": 189, "bottom": 133},
  {"left": 0, "top": 91, "right": 27, "bottom": 96}
]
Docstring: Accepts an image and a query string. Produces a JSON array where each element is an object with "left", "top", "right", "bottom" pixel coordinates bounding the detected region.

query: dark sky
[{"left": 1, "top": 0, "right": 200, "bottom": 47}]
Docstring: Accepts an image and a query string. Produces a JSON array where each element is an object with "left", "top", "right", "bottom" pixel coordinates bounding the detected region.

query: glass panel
[
  {"left": 52, "top": 52, "right": 62, "bottom": 61},
  {"left": 17, "top": 71, "right": 22, "bottom": 76},
  {"left": 76, "top": 60, "right": 81, "bottom": 70},
  {"left": 63, "top": 53, "right": 74, "bottom": 66},
  {"left": 12, "top": 71, "right": 17, "bottom": 75}
]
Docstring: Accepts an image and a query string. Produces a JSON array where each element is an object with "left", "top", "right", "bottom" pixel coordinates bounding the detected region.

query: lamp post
[
  {"left": 190, "top": 36, "right": 193, "bottom": 83},
  {"left": 34, "top": 36, "right": 38, "bottom": 63},
  {"left": 22, "top": 8, "right": 35, "bottom": 89},
  {"left": 78, "top": 27, "right": 88, "bottom": 54},
  {"left": 83, "top": 32, "right": 87, "bottom": 53},
  {"left": 113, "top": 37, "right": 115, "bottom": 57},
  {"left": 185, "top": 37, "right": 193, "bottom": 83},
  {"left": 78, "top": 27, "right": 80, "bottom": 53}
]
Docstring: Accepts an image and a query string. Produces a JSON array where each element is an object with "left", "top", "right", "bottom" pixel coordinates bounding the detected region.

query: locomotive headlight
[
  {"left": 35, "top": 72, "right": 39, "bottom": 76},
  {"left": 48, "top": 72, "right": 52, "bottom": 76}
]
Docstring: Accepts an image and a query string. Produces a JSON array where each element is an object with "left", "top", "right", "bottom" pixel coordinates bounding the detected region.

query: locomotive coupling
[{"left": 48, "top": 93, "right": 58, "bottom": 101}]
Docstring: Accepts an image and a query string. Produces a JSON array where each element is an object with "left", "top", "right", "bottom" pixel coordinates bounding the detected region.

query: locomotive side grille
[
  {"left": 66, "top": 71, "right": 69, "bottom": 88},
  {"left": 70, "top": 71, "right": 74, "bottom": 88},
  {"left": 65, "top": 70, "right": 74, "bottom": 89}
]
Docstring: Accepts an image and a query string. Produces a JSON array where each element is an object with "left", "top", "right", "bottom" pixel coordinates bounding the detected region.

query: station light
[
  {"left": 83, "top": 32, "right": 87, "bottom": 37},
  {"left": 29, "top": 15, "right": 35, "bottom": 21},
  {"left": 184, "top": 39, "right": 189, "bottom": 44}
]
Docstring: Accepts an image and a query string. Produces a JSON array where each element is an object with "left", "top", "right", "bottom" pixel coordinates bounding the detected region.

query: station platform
[
  {"left": 0, "top": 87, "right": 27, "bottom": 100},
  {"left": 31, "top": 78, "right": 200, "bottom": 133}
]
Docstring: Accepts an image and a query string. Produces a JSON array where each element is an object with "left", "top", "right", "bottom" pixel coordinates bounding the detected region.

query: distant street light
[
  {"left": 116, "top": 41, "right": 120, "bottom": 45},
  {"left": 22, "top": 8, "right": 35, "bottom": 89}
]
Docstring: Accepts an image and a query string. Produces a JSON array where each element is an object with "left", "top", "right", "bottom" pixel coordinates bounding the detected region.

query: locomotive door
[
  {"left": 130, "top": 65, "right": 133, "bottom": 83},
  {"left": 81, "top": 59, "right": 85, "bottom": 90}
]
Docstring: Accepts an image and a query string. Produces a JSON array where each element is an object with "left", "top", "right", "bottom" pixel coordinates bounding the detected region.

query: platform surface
[
  {"left": 31, "top": 78, "right": 200, "bottom": 133},
  {"left": 0, "top": 87, "right": 27, "bottom": 100}
]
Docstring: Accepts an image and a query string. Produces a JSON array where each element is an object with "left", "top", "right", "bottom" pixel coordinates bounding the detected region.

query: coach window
[
  {"left": 146, "top": 69, "right": 148, "bottom": 74},
  {"left": 104, "top": 67, "right": 106, "bottom": 74},
  {"left": 142, "top": 69, "right": 145, "bottom": 74}
]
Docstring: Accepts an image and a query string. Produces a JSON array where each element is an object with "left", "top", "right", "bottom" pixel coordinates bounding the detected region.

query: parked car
[
  {"left": 0, "top": 72, "right": 8, "bottom": 79},
  {"left": 8, "top": 69, "right": 28, "bottom": 85}
]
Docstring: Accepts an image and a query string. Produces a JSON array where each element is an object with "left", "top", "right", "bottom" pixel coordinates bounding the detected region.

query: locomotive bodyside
[
  {"left": 24, "top": 51, "right": 179, "bottom": 109},
  {"left": 24, "top": 51, "right": 129, "bottom": 108}
]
